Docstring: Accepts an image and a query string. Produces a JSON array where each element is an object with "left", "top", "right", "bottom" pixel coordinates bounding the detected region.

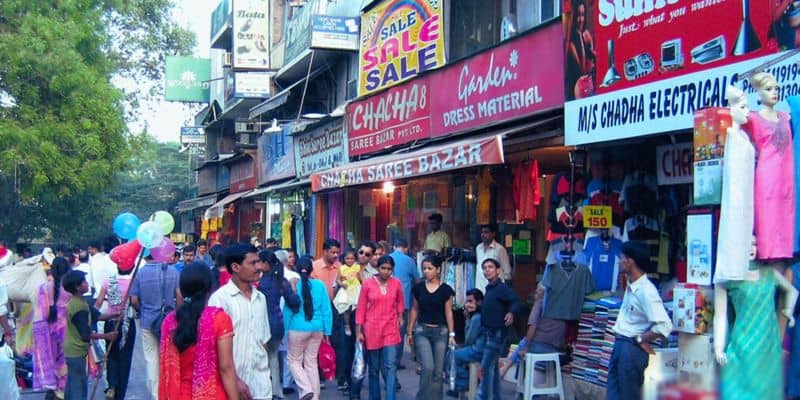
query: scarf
[{"left": 159, "top": 307, "right": 224, "bottom": 399}]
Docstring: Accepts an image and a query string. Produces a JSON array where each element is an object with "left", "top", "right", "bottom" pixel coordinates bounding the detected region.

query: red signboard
[
  {"left": 431, "top": 22, "right": 565, "bottom": 137},
  {"left": 563, "top": 0, "right": 775, "bottom": 101},
  {"left": 347, "top": 76, "right": 431, "bottom": 156},
  {"left": 229, "top": 156, "right": 257, "bottom": 193},
  {"left": 311, "top": 135, "right": 504, "bottom": 192}
]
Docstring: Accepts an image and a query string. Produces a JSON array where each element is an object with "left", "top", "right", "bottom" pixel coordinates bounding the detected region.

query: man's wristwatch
[
  {"left": 449, "top": 332, "right": 455, "bottom": 337},
  {"left": 635, "top": 335, "right": 643, "bottom": 344}
]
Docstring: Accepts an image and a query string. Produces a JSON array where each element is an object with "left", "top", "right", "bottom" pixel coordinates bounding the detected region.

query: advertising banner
[
  {"left": 312, "top": 15, "right": 360, "bottom": 51},
  {"left": 311, "top": 135, "right": 504, "bottom": 192},
  {"left": 284, "top": 0, "right": 316, "bottom": 64},
  {"left": 180, "top": 126, "right": 205, "bottom": 145},
  {"left": 358, "top": 0, "right": 445, "bottom": 97},
  {"left": 211, "top": 0, "right": 231, "bottom": 44},
  {"left": 233, "top": 72, "right": 271, "bottom": 98},
  {"left": 258, "top": 125, "right": 296, "bottom": 184},
  {"left": 293, "top": 119, "right": 348, "bottom": 177},
  {"left": 430, "top": 22, "right": 564, "bottom": 137},
  {"left": 347, "top": 76, "right": 431, "bottom": 156},
  {"left": 656, "top": 143, "right": 693, "bottom": 185},
  {"left": 232, "top": 0, "right": 270, "bottom": 69},
  {"left": 165, "top": 57, "right": 211, "bottom": 102},
  {"left": 562, "top": 0, "right": 800, "bottom": 144}
]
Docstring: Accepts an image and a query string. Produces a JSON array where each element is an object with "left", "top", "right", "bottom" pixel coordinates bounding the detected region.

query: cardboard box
[
  {"left": 643, "top": 348, "right": 679, "bottom": 400},
  {"left": 673, "top": 285, "right": 713, "bottom": 334},
  {"left": 693, "top": 107, "right": 731, "bottom": 205},
  {"left": 677, "top": 333, "right": 716, "bottom": 391}
]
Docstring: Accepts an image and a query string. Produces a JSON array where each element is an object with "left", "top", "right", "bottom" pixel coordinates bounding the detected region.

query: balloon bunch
[{"left": 110, "top": 210, "right": 176, "bottom": 272}]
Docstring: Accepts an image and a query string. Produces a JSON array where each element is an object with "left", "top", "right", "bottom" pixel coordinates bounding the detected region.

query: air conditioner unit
[
  {"left": 235, "top": 122, "right": 258, "bottom": 133},
  {"left": 224, "top": 52, "right": 232, "bottom": 67}
]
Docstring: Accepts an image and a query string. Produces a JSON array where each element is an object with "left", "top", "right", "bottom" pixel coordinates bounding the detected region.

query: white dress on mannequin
[{"left": 714, "top": 94, "right": 759, "bottom": 283}]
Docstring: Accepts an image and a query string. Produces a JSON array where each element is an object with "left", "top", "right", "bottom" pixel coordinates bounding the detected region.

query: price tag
[{"left": 584, "top": 205, "right": 612, "bottom": 229}]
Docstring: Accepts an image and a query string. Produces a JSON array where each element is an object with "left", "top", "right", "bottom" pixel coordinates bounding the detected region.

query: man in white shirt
[
  {"left": 475, "top": 224, "right": 512, "bottom": 293},
  {"left": 607, "top": 241, "right": 672, "bottom": 400},
  {"left": 209, "top": 243, "right": 272, "bottom": 400},
  {"left": 88, "top": 238, "right": 119, "bottom": 301}
]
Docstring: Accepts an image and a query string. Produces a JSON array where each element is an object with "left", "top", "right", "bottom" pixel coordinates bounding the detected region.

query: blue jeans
[
  {"left": 454, "top": 328, "right": 505, "bottom": 400},
  {"left": 365, "top": 345, "right": 398, "bottom": 400},
  {"left": 334, "top": 308, "right": 356, "bottom": 385},
  {"left": 606, "top": 337, "right": 649, "bottom": 400},
  {"left": 65, "top": 356, "right": 87, "bottom": 400},
  {"left": 414, "top": 325, "right": 448, "bottom": 399},
  {"left": 396, "top": 310, "right": 409, "bottom": 366}
]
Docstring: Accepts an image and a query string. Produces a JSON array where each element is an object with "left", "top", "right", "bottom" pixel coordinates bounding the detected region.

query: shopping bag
[
  {"left": 319, "top": 338, "right": 336, "bottom": 381},
  {"left": 351, "top": 342, "right": 366, "bottom": 383},
  {"left": 446, "top": 344, "right": 456, "bottom": 391}
]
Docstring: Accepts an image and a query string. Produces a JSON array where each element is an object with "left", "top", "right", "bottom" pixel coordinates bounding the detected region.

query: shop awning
[
  {"left": 310, "top": 135, "right": 504, "bottom": 192},
  {"left": 204, "top": 190, "right": 252, "bottom": 219},
  {"left": 249, "top": 69, "right": 324, "bottom": 120},
  {"left": 243, "top": 178, "right": 311, "bottom": 199},
  {"left": 177, "top": 194, "right": 219, "bottom": 213}
]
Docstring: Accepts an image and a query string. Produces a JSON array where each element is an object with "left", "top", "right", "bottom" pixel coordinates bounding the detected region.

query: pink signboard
[
  {"left": 430, "top": 22, "right": 564, "bottom": 137},
  {"left": 347, "top": 76, "right": 432, "bottom": 156}
]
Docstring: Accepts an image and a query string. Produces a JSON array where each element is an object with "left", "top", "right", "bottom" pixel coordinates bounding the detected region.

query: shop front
[
  {"left": 560, "top": 0, "right": 800, "bottom": 397},
  {"left": 227, "top": 153, "right": 259, "bottom": 244}
]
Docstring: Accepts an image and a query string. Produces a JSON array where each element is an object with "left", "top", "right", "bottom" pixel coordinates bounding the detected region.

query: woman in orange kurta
[{"left": 159, "top": 263, "right": 239, "bottom": 399}]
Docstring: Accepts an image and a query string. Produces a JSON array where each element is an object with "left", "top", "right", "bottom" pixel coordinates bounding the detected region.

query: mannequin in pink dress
[{"left": 745, "top": 72, "right": 796, "bottom": 263}]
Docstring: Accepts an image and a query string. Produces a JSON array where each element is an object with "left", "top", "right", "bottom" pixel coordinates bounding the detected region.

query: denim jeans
[
  {"left": 606, "top": 338, "right": 649, "bottom": 400},
  {"left": 65, "top": 356, "right": 87, "bottom": 400},
  {"left": 414, "top": 325, "right": 447, "bottom": 399},
  {"left": 334, "top": 308, "right": 356, "bottom": 385},
  {"left": 454, "top": 328, "right": 505, "bottom": 400},
  {"left": 104, "top": 317, "right": 137, "bottom": 400},
  {"left": 396, "top": 310, "right": 409, "bottom": 366},
  {"left": 366, "top": 345, "right": 398, "bottom": 400}
]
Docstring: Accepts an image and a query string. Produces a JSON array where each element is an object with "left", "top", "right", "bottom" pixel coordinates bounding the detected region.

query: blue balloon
[
  {"left": 136, "top": 221, "right": 164, "bottom": 249},
  {"left": 113, "top": 212, "right": 141, "bottom": 240}
]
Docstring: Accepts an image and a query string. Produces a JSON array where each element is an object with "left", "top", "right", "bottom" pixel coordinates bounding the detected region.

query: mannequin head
[
  {"left": 751, "top": 72, "right": 779, "bottom": 107},
  {"left": 725, "top": 85, "right": 749, "bottom": 125}
]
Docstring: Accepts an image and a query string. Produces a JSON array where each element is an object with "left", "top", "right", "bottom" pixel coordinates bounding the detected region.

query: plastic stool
[{"left": 523, "top": 353, "right": 564, "bottom": 400}]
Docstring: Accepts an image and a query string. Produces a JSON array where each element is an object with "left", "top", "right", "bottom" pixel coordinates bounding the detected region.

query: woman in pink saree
[{"left": 33, "top": 256, "right": 72, "bottom": 399}]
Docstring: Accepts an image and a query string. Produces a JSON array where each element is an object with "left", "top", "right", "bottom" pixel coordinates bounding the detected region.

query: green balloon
[{"left": 152, "top": 211, "right": 175, "bottom": 235}]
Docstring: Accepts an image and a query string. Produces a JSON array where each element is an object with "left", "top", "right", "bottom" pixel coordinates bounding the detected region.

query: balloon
[
  {"left": 113, "top": 212, "right": 141, "bottom": 240},
  {"left": 150, "top": 238, "right": 175, "bottom": 263},
  {"left": 136, "top": 221, "right": 164, "bottom": 249},
  {"left": 110, "top": 240, "right": 143, "bottom": 273},
  {"left": 152, "top": 211, "right": 175, "bottom": 236}
]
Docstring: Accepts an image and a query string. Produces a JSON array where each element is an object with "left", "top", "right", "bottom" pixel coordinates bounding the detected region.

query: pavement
[{"left": 21, "top": 335, "right": 519, "bottom": 400}]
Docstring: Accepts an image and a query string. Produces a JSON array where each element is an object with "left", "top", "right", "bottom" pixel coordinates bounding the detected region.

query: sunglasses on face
[{"left": 359, "top": 250, "right": 372, "bottom": 257}]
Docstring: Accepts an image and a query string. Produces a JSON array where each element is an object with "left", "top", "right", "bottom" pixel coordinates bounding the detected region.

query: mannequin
[{"left": 713, "top": 83, "right": 800, "bottom": 400}]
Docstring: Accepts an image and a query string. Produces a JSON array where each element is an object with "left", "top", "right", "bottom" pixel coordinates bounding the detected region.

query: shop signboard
[
  {"left": 656, "top": 143, "right": 693, "bottom": 185},
  {"left": 293, "top": 119, "right": 348, "bottom": 177},
  {"left": 311, "top": 15, "right": 360, "bottom": 51},
  {"left": 430, "top": 22, "right": 564, "bottom": 137},
  {"left": 347, "top": 76, "right": 431, "bottom": 156},
  {"left": 311, "top": 135, "right": 504, "bottom": 192},
  {"left": 211, "top": 0, "right": 231, "bottom": 43},
  {"left": 180, "top": 126, "right": 205, "bottom": 145},
  {"left": 232, "top": 0, "right": 270, "bottom": 69},
  {"left": 165, "top": 57, "right": 211, "bottom": 102},
  {"left": 358, "top": 0, "right": 445, "bottom": 97},
  {"left": 284, "top": 0, "right": 316, "bottom": 64},
  {"left": 230, "top": 157, "right": 257, "bottom": 192},
  {"left": 258, "top": 125, "right": 296, "bottom": 184},
  {"left": 562, "top": 0, "right": 800, "bottom": 145},
  {"left": 233, "top": 72, "right": 271, "bottom": 98}
]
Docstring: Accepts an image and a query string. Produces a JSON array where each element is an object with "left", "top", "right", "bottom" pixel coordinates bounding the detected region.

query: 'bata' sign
[
  {"left": 347, "top": 77, "right": 431, "bottom": 156},
  {"left": 656, "top": 143, "right": 692, "bottom": 185},
  {"left": 311, "top": 135, "right": 504, "bottom": 192},
  {"left": 431, "top": 22, "right": 564, "bottom": 137}
]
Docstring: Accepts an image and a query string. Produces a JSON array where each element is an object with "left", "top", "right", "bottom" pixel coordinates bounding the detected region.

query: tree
[{"left": 0, "top": 0, "right": 194, "bottom": 244}]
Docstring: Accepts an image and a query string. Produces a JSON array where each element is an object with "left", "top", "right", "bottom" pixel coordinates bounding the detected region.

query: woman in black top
[{"left": 406, "top": 255, "right": 455, "bottom": 400}]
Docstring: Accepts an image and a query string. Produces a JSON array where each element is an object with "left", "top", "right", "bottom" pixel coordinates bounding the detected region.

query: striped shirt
[{"left": 209, "top": 280, "right": 272, "bottom": 399}]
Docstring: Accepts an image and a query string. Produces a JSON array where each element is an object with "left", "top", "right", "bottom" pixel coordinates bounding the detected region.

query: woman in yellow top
[{"left": 334, "top": 248, "right": 362, "bottom": 336}]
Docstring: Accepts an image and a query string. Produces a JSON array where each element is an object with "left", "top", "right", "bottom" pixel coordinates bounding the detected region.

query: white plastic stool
[{"left": 523, "top": 353, "right": 565, "bottom": 400}]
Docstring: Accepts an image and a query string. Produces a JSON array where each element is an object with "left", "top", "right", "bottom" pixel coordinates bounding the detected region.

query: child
[
  {"left": 334, "top": 248, "right": 362, "bottom": 336},
  {"left": 62, "top": 270, "right": 117, "bottom": 400}
]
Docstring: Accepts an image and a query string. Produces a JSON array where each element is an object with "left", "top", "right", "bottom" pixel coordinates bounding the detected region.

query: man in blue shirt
[
  {"left": 173, "top": 244, "right": 196, "bottom": 273},
  {"left": 390, "top": 238, "right": 420, "bottom": 370}
]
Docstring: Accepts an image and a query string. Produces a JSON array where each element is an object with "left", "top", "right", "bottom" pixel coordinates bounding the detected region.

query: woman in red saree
[{"left": 159, "top": 263, "right": 239, "bottom": 399}]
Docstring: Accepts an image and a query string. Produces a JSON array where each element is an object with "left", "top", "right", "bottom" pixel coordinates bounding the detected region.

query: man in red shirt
[{"left": 311, "top": 239, "right": 341, "bottom": 300}]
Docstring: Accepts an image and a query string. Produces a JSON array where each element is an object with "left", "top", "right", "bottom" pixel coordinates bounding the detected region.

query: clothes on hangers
[
  {"left": 584, "top": 179, "right": 624, "bottom": 226},
  {"left": 512, "top": 161, "right": 540, "bottom": 222},
  {"left": 494, "top": 166, "right": 518, "bottom": 223},
  {"left": 620, "top": 171, "right": 658, "bottom": 215},
  {"left": 545, "top": 238, "right": 588, "bottom": 265},
  {"left": 622, "top": 216, "right": 661, "bottom": 267},
  {"left": 281, "top": 215, "right": 293, "bottom": 249},
  {"left": 294, "top": 215, "right": 306, "bottom": 256},
  {"left": 550, "top": 172, "right": 587, "bottom": 204},
  {"left": 583, "top": 236, "right": 622, "bottom": 291},
  {"left": 541, "top": 262, "right": 595, "bottom": 320}
]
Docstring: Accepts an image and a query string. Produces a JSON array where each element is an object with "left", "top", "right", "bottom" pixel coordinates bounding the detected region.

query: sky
[{"left": 133, "top": 0, "right": 219, "bottom": 143}]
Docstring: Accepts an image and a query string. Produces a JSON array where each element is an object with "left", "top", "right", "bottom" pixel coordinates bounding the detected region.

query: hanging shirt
[
  {"left": 583, "top": 236, "right": 622, "bottom": 291},
  {"left": 541, "top": 263, "right": 595, "bottom": 320},
  {"left": 513, "top": 161, "right": 540, "bottom": 222},
  {"left": 281, "top": 216, "right": 293, "bottom": 249},
  {"left": 545, "top": 239, "right": 588, "bottom": 266}
]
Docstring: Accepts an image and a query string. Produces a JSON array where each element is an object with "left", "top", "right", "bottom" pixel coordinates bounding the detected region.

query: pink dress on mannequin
[{"left": 746, "top": 111, "right": 796, "bottom": 260}]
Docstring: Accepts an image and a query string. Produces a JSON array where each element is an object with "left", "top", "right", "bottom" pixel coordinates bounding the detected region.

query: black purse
[{"left": 150, "top": 264, "right": 173, "bottom": 339}]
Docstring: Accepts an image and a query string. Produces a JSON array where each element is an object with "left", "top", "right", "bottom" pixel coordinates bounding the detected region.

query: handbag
[
  {"left": 150, "top": 264, "right": 173, "bottom": 339},
  {"left": 318, "top": 338, "right": 336, "bottom": 381}
]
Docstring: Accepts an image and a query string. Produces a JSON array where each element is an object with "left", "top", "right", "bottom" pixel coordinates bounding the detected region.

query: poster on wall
[
  {"left": 686, "top": 213, "right": 713, "bottom": 285},
  {"left": 562, "top": 0, "right": 800, "bottom": 145},
  {"left": 656, "top": 143, "right": 692, "bottom": 185},
  {"left": 232, "top": 0, "right": 270, "bottom": 69},
  {"left": 358, "top": 0, "right": 446, "bottom": 97}
]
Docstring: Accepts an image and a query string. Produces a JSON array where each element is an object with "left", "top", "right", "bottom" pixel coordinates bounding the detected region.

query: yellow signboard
[
  {"left": 583, "top": 205, "right": 612, "bottom": 229},
  {"left": 358, "top": 0, "right": 445, "bottom": 97}
]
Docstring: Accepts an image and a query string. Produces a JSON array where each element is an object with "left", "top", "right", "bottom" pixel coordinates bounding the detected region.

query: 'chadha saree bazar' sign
[{"left": 358, "top": 0, "right": 445, "bottom": 97}]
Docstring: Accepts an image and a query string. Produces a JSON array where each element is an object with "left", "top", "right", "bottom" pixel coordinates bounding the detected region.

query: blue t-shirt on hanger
[{"left": 583, "top": 235, "right": 622, "bottom": 291}]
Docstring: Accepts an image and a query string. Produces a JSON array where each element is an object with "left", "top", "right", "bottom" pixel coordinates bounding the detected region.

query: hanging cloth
[
  {"left": 512, "top": 161, "right": 540, "bottom": 222},
  {"left": 476, "top": 168, "right": 494, "bottom": 225},
  {"left": 281, "top": 215, "right": 293, "bottom": 249},
  {"left": 294, "top": 214, "right": 306, "bottom": 256}
]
